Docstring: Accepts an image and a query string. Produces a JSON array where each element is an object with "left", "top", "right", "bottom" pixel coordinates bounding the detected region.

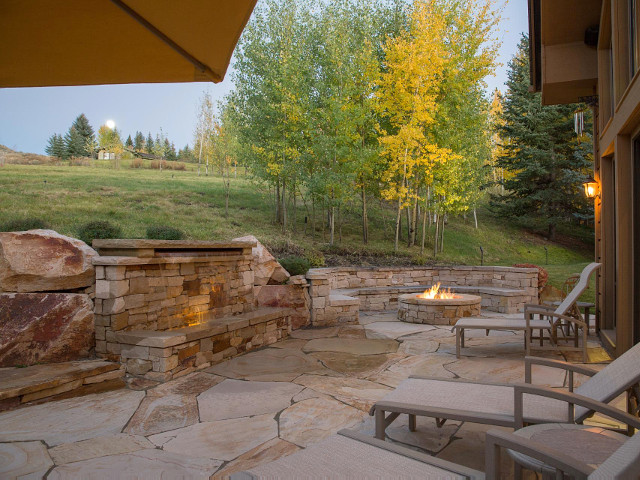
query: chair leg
[
  {"left": 375, "top": 409, "right": 386, "bottom": 440},
  {"left": 408, "top": 414, "right": 416, "bottom": 432},
  {"left": 514, "top": 462, "right": 523, "bottom": 480}
]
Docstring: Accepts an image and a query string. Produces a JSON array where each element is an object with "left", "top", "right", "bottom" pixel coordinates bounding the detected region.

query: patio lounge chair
[
  {"left": 371, "top": 342, "right": 640, "bottom": 440},
  {"left": 485, "top": 429, "right": 640, "bottom": 480},
  {"left": 453, "top": 262, "right": 601, "bottom": 361},
  {"left": 229, "top": 429, "right": 484, "bottom": 479}
]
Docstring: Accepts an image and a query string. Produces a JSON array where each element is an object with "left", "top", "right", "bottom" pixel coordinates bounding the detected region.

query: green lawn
[{"left": 0, "top": 162, "right": 595, "bottom": 299}]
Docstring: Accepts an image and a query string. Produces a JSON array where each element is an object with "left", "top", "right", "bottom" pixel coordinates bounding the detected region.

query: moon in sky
[{"left": 105, "top": 119, "right": 116, "bottom": 129}]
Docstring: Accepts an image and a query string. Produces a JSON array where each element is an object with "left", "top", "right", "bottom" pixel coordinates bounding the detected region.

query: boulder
[
  {"left": 0, "top": 293, "right": 95, "bottom": 367},
  {"left": 233, "top": 235, "right": 290, "bottom": 286},
  {"left": 0, "top": 230, "right": 98, "bottom": 292}
]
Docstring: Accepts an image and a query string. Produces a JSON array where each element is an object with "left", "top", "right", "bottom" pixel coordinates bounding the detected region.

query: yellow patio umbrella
[{"left": 0, "top": 0, "right": 257, "bottom": 88}]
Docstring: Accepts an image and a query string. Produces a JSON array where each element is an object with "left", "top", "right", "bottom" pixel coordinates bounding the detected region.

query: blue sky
[{"left": 0, "top": 0, "right": 528, "bottom": 155}]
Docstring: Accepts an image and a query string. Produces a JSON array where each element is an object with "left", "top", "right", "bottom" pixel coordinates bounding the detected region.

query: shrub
[
  {"left": 69, "top": 157, "right": 90, "bottom": 167},
  {"left": 172, "top": 162, "right": 186, "bottom": 171},
  {"left": 130, "top": 158, "right": 143, "bottom": 169},
  {"left": 279, "top": 256, "right": 311, "bottom": 276},
  {"left": 77, "top": 221, "right": 122, "bottom": 245},
  {"left": 146, "top": 225, "right": 185, "bottom": 240},
  {"left": 0, "top": 218, "right": 49, "bottom": 232},
  {"left": 305, "top": 250, "right": 326, "bottom": 267}
]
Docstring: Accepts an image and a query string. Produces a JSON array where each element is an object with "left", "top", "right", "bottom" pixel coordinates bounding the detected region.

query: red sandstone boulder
[
  {"left": 0, "top": 293, "right": 95, "bottom": 367},
  {"left": 233, "top": 235, "right": 290, "bottom": 286},
  {"left": 0, "top": 230, "right": 98, "bottom": 292}
]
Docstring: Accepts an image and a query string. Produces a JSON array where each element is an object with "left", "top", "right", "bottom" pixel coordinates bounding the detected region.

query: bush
[
  {"left": 146, "top": 225, "right": 185, "bottom": 240},
  {"left": 130, "top": 158, "right": 143, "bottom": 169},
  {"left": 69, "top": 157, "right": 90, "bottom": 167},
  {"left": 77, "top": 221, "right": 122, "bottom": 245},
  {"left": 0, "top": 218, "right": 49, "bottom": 232},
  {"left": 171, "top": 162, "right": 187, "bottom": 171},
  {"left": 305, "top": 250, "right": 326, "bottom": 267},
  {"left": 279, "top": 256, "right": 311, "bottom": 276}
]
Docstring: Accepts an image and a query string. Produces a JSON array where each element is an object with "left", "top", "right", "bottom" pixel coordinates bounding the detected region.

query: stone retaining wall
[
  {"left": 93, "top": 253, "right": 254, "bottom": 358},
  {"left": 307, "top": 266, "right": 538, "bottom": 326}
]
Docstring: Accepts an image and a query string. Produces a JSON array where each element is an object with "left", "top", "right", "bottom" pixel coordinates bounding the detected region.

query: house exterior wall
[{"left": 593, "top": 0, "right": 640, "bottom": 355}]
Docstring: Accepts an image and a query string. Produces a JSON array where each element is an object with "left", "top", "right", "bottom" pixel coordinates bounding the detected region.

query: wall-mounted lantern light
[{"left": 583, "top": 176, "right": 599, "bottom": 199}]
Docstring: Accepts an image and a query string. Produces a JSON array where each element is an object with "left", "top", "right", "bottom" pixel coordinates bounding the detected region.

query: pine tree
[
  {"left": 45, "top": 133, "right": 65, "bottom": 158},
  {"left": 125, "top": 135, "right": 133, "bottom": 148},
  {"left": 146, "top": 133, "right": 154, "bottom": 154},
  {"left": 64, "top": 126, "right": 85, "bottom": 159},
  {"left": 69, "top": 114, "right": 95, "bottom": 157},
  {"left": 134, "top": 131, "right": 145, "bottom": 151},
  {"left": 492, "top": 35, "right": 593, "bottom": 240}
]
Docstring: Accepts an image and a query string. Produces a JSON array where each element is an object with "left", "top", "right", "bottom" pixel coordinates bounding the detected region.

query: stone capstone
[
  {"left": 0, "top": 293, "right": 95, "bottom": 367},
  {"left": 0, "top": 229, "right": 97, "bottom": 292},
  {"left": 233, "top": 235, "right": 290, "bottom": 286}
]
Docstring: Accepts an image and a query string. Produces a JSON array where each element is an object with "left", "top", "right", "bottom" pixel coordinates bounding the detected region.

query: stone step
[
  {"left": 0, "top": 360, "right": 124, "bottom": 412},
  {"left": 328, "top": 294, "right": 359, "bottom": 307}
]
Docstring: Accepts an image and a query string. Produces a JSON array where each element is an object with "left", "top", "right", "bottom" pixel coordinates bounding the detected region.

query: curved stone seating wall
[{"left": 307, "top": 266, "right": 538, "bottom": 326}]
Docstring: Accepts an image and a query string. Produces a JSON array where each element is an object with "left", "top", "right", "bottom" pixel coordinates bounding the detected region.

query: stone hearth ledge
[
  {"left": 92, "top": 255, "right": 250, "bottom": 266},
  {"left": 114, "top": 307, "right": 294, "bottom": 349},
  {"left": 92, "top": 239, "right": 256, "bottom": 259}
]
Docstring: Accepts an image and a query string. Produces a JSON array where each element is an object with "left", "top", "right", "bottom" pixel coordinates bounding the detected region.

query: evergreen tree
[
  {"left": 178, "top": 145, "right": 194, "bottom": 161},
  {"left": 125, "top": 135, "right": 133, "bottom": 148},
  {"left": 68, "top": 114, "right": 95, "bottom": 157},
  {"left": 492, "top": 35, "right": 593, "bottom": 240},
  {"left": 64, "top": 126, "right": 85, "bottom": 158},
  {"left": 166, "top": 142, "right": 177, "bottom": 161},
  {"left": 146, "top": 132, "right": 154, "bottom": 154},
  {"left": 134, "top": 131, "right": 145, "bottom": 151},
  {"left": 45, "top": 133, "right": 65, "bottom": 158}
]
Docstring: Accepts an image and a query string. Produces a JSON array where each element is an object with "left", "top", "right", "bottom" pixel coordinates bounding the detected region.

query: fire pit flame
[{"left": 417, "top": 283, "right": 460, "bottom": 300}]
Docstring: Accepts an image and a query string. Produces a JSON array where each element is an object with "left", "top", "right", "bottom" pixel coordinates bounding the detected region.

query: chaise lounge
[
  {"left": 230, "top": 429, "right": 484, "bottom": 479},
  {"left": 370, "top": 340, "right": 640, "bottom": 440},
  {"left": 453, "top": 262, "right": 601, "bottom": 361}
]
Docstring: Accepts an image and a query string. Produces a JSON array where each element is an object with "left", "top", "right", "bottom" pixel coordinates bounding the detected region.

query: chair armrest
[
  {"left": 485, "top": 429, "right": 593, "bottom": 480},
  {"left": 512, "top": 383, "right": 640, "bottom": 430},
  {"left": 524, "top": 356, "right": 597, "bottom": 385},
  {"left": 525, "top": 311, "right": 587, "bottom": 329},
  {"left": 524, "top": 303, "right": 553, "bottom": 313}
]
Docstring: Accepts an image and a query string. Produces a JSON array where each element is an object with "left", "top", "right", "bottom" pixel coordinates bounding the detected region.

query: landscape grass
[{"left": 0, "top": 162, "right": 595, "bottom": 300}]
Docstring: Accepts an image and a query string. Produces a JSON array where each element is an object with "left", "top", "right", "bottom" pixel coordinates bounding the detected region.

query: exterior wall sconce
[{"left": 583, "top": 176, "right": 599, "bottom": 199}]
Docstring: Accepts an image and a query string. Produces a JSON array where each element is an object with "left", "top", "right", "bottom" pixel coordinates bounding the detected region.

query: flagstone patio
[{"left": 0, "top": 310, "right": 613, "bottom": 479}]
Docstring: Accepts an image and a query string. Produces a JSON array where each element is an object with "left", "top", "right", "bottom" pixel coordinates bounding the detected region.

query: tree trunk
[
  {"left": 281, "top": 180, "right": 287, "bottom": 234},
  {"left": 276, "top": 180, "right": 281, "bottom": 223},
  {"left": 433, "top": 213, "right": 439, "bottom": 257},
  {"left": 473, "top": 207, "right": 478, "bottom": 229},
  {"left": 548, "top": 223, "right": 556, "bottom": 241},
  {"left": 312, "top": 197, "right": 316, "bottom": 239},
  {"left": 420, "top": 208, "right": 427, "bottom": 255},
  {"left": 292, "top": 186, "right": 297, "bottom": 234},
  {"left": 410, "top": 192, "right": 419, "bottom": 247},
  {"left": 406, "top": 205, "right": 411, "bottom": 248},
  {"left": 394, "top": 198, "right": 402, "bottom": 252},
  {"left": 440, "top": 215, "right": 445, "bottom": 253},
  {"left": 329, "top": 206, "right": 335, "bottom": 245},
  {"left": 361, "top": 185, "right": 368, "bottom": 244}
]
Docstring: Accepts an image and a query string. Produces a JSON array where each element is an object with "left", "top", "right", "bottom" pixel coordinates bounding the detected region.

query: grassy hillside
[{"left": 0, "top": 160, "right": 595, "bottom": 299}]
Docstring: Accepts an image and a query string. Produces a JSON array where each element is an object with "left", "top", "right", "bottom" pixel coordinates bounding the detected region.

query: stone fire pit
[{"left": 397, "top": 293, "right": 481, "bottom": 325}]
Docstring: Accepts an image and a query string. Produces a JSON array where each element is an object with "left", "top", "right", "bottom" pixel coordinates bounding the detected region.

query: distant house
[{"left": 98, "top": 150, "right": 116, "bottom": 160}]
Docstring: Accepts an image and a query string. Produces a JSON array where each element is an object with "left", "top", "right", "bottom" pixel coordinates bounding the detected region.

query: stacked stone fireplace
[{"left": 93, "top": 240, "right": 292, "bottom": 381}]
